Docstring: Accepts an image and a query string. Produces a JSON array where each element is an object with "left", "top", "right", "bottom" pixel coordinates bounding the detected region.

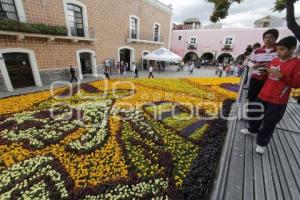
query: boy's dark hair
[
  {"left": 253, "top": 42, "right": 262, "bottom": 49},
  {"left": 277, "top": 36, "right": 297, "bottom": 49},
  {"left": 263, "top": 29, "right": 279, "bottom": 40},
  {"left": 244, "top": 45, "right": 253, "bottom": 56}
]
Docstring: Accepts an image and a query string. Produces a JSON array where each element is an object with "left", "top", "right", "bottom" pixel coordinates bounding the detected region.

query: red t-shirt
[{"left": 259, "top": 57, "right": 300, "bottom": 104}]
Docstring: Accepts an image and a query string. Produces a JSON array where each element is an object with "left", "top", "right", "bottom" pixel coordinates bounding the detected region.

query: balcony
[
  {"left": 187, "top": 43, "right": 197, "bottom": 50},
  {"left": 0, "top": 18, "right": 95, "bottom": 43},
  {"left": 127, "top": 32, "right": 164, "bottom": 45},
  {"left": 222, "top": 44, "right": 234, "bottom": 51}
]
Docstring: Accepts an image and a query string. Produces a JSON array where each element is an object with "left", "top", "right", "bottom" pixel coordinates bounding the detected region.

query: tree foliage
[
  {"left": 206, "top": 0, "right": 298, "bottom": 22},
  {"left": 206, "top": 0, "right": 300, "bottom": 41}
]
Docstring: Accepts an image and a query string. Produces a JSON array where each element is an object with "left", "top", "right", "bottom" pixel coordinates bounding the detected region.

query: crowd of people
[{"left": 215, "top": 62, "right": 244, "bottom": 78}]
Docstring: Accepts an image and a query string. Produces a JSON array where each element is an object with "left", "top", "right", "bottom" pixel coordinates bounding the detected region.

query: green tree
[{"left": 206, "top": 0, "right": 300, "bottom": 41}]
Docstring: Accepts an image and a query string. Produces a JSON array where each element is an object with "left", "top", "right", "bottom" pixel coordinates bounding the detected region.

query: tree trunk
[{"left": 286, "top": 0, "right": 300, "bottom": 42}]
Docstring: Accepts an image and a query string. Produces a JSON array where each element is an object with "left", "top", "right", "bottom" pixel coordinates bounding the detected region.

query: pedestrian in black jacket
[{"left": 70, "top": 66, "right": 77, "bottom": 83}]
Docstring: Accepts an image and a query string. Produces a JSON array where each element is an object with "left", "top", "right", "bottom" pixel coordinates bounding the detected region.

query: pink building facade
[{"left": 171, "top": 27, "right": 294, "bottom": 64}]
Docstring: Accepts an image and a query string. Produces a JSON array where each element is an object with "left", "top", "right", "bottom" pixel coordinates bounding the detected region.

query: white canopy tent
[{"left": 143, "top": 47, "right": 182, "bottom": 63}]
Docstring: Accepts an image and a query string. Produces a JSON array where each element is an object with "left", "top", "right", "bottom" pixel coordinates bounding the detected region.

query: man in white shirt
[
  {"left": 132, "top": 62, "right": 138, "bottom": 78},
  {"left": 189, "top": 61, "right": 194, "bottom": 74},
  {"left": 218, "top": 63, "right": 223, "bottom": 77},
  {"left": 148, "top": 65, "right": 154, "bottom": 78}
]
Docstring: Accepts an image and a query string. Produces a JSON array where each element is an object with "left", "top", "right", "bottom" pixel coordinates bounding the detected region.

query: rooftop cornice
[{"left": 143, "top": 0, "right": 173, "bottom": 15}]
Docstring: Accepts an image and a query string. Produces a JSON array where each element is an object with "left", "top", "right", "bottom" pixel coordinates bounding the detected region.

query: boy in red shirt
[{"left": 241, "top": 36, "right": 300, "bottom": 154}]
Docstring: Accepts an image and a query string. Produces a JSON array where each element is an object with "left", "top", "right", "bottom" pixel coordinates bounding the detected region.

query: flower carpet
[{"left": 0, "top": 78, "right": 239, "bottom": 200}]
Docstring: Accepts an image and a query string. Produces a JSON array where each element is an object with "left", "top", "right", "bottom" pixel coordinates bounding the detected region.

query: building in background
[
  {"left": 171, "top": 27, "right": 294, "bottom": 64},
  {"left": 254, "top": 15, "right": 300, "bottom": 28},
  {"left": 203, "top": 23, "right": 223, "bottom": 29},
  {"left": 254, "top": 15, "right": 286, "bottom": 28},
  {"left": 173, "top": 17, "right": 202, "bottom": 30},
  {"left": 0, "top": 0, "right": 172, "bottom": 92}
]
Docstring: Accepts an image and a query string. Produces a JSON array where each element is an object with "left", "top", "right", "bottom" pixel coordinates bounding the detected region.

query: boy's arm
[{"left": 281, "top": 63, "right": 300, "bottom": 88}]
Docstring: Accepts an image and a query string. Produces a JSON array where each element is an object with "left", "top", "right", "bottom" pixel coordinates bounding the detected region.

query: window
[
  {"left": 67, "top": 4, "right": 84, "bottom": 37},
  {"left": 154, "top": 23, "right": 160, "bottom": 42},
  {"left": 130, "top": 16, "right": 139, "bottom": 39},
  {"left": 224, "top": 37, "right": 234, "bottom": 45},
  {"left": 178, "top": 35, "right": 182, "bottom": 41},
  {"left": 190, "top": 37, "right": 197, "bottom": 44},
  {"left": 263, "top": 22, "right": 270, "bottom": 28},
  {"left": 0, "top": 0, "right": 19, "bottom": 21}
]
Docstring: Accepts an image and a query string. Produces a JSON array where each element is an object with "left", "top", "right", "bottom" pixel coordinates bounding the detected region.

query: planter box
[{"left": 0, "top": 18, "right": 67, "bottom": 36}]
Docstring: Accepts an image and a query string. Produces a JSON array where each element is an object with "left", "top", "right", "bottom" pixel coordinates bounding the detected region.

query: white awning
[{"left": 143, "top": 47, "right": 182, "bottom": 62}]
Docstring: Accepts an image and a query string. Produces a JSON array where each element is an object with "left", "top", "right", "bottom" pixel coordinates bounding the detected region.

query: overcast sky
[{"left": 159, "top": 0, "right": 300, "bottom": 28}]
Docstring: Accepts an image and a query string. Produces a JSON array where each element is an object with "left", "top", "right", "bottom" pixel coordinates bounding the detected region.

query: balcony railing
[
  {"left": 222, "top": 44, "right": 234, "bottom": 51},
  {"left": 68, "top": 23, "right": 95, "bottom": 39},
  {"left": 0, "top": 17, "right": 95, "bottom": 42},
  {"left": 127, "top": 32, "right": 164, "bottom": 44},
  {"left": 0, "top": 17, "right": 68, "bottom": 35},
  {"left": 187, "top": 43, "right": 197, "bottom": 50}
]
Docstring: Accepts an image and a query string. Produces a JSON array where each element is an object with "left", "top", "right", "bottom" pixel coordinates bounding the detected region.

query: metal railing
[
  {"left": 187, "top": 43, "right": 198, "bottom": 50},
  {"left": 127, "top": 32, "right": 164, "bottom": 42},
  {"left": 69, "top": 25, "right": 95, "bottom": 38},
  {"left": 0, "top": 16, "right": 95, "bottom": 38},
  {"left": 210, "top": 68, "right": 248, "bottom": 200},
  {"left": 222, "top": 44, "right": 234, "bottom": 51}
]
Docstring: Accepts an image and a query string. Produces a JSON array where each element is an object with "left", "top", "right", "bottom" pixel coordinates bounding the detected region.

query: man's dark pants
[
  {"left": 148, "top": 72, "right": 154, "bottom": 78},
  {"left": 71, "top": 75, "right": 77, "bottom": 83},
  {"left": 247, "top": 77, "right": 265, "bottom": 102},
  {"left": 248, "top": 99, "right": 287, "bottom": 147},
  {"left": 247, "top": 77, "right": 265, "bottom": 121}
]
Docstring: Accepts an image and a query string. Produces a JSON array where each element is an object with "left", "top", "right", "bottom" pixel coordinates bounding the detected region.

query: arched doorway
[
  {"left": 79, "top": 52, "right": 93, "bottom": 75},
  {"left": 183, "top": 51, "right": 198, "bottom": 62},
  {"left": 201, "top": 52, "right": 214, "bottom": 63},
  {"left": 118, "top": 47, "right": 134, "bottom": 71},
  {"left": 76, "top": 49, "right": 97, "bottom": 79},
  {"left": 0, "top": 48, "right": 42, "bottom": 91},
  {"left": 3, "top": 53, "right": 35, "bottom": 89},
  {"left": 217, "top": 53, "right": 233, "bottom": 64}
]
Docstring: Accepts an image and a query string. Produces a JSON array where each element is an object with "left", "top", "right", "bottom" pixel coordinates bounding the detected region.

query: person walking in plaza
[
  {"left": 148, "top": 65, "right": 154, "bottom": 78},
  {"left": 188, "top": 61, "right": 194, "bottom": 75},
  {"left": 117, "top": 62, "right": 120, "bottom": 74},
  {"left": 104, "top": 66, "right": 110, "bottom": 80},
  {"left": 188, "top": 61, "right": 195, "bottom": 75},
  {"left": 177, "top": 61, "right": 184, "bottom": 71},
  {"left": 225, "top": 64, "right": 231, "bottom": 77},
  {"left": 132, "top": 62, "right": 138, "bottom": 78},
  {"left": 124, "top": 62, "right": 129, "bottom": 75},
  {"left": 218, "top": 63, "right": 223, "bottom": 77},
  {"left": 241, "top": 36, "right": 300, "bottom": 154},
  {"left": 205, "top": 60, "right": 208, "bottom": 69},
  {"left": 215, "top": 64, "right": 219, "bottom": 76},
  {"left": 120, "top": 61, "right": 124, "bottom": 75},
  {"left": 70, "top": 66, "right": 77, "bottom": 83}
]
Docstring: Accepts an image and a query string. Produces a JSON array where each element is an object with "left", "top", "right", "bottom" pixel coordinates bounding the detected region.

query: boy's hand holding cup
[
  {"left": 258, "top": 64, "right": 268, "bottom": 75},
  {"left": 268, "top": 66, "right": 283, "bottom": 80}
]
